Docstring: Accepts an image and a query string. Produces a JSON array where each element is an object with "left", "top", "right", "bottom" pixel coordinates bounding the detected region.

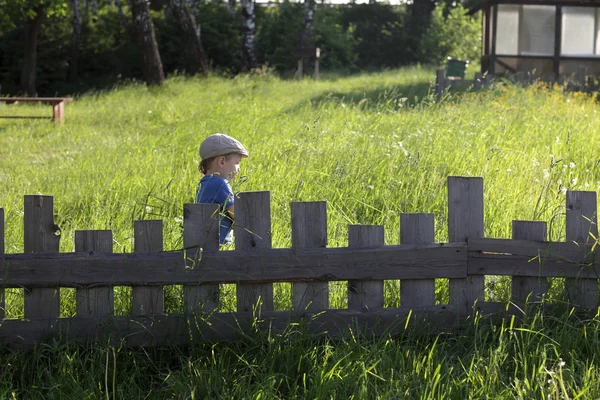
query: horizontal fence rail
[{"left": 0, "top": 176, "right": 598, "bottom": 346}]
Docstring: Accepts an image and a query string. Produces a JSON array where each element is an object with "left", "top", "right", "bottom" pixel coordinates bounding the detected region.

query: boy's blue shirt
[{"left": 195, "top": 175, "right": 234, "bottom": 245}]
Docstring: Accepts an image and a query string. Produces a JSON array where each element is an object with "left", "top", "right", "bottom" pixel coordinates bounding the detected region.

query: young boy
[{"left": 196, "top": 133, "right": 249, "bottom": 246}]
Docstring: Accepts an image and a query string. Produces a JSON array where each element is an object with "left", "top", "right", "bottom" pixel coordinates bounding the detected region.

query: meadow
[{"left": 2, "top": 67, "right": 600, "bottom": 398}]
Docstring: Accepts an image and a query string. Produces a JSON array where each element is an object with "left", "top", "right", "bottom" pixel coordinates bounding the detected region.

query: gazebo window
[
  {"left": 496, "top": 4, "right": 555, "bottom": 56},
  {"left": 561, "top": 6, "right": 600, "bottom": 56}
]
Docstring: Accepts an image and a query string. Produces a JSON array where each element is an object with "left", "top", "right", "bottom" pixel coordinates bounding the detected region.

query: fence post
[
  {"left": 347, "top": 225, "right": 384, "bottom": 310},
  {"left": 314, "top": 48, "right": 320, "bottom": 81},
  {"left": 236, "top": 191, "right": 274, "bottom": 313},
  {"left": 292, "top": 202, "right": 328, "bottom": 312},
  {"left": 400, "top": 214, "right": 435, "bottom": 308},
  {"left": 511, "top": 221, "right": 548, "bottom": 303},
  {"left": 474, "top": 72, "right": 482, "bottom": 90},
  {"left": 578, "top": 66, "right": 586, "bottom": 89},
  {"left": 484, "top": 73, "right": 493, "bottom": 88},
  {"left": 183, "top": 204, "right": 220, "bottom": 314},
  {"left": 448, "top": 177, "right": 484, "bottom": 315},
  {"left": 132, "top": 221, "right": 164, "bottom": 315},
  {"left": 297, "top": 58, "right": 303, "bottom": 80},
  {"left": 23, "top": 195, "right": 60, "bottom": 318},
  {"left": 0, "top": 208, "right": 4, "bottom": 319},
  {"left": 516, "top": 71, "right": 525, "bottom": 87},
  {"left": 565, "top": 191, "right": 598, "bottom": 308},
  {"left": 75, "top": 230, "right": 114, "bottom": 316},
  {"left": 436, "top": 69, "right": 445, "bottom": 98}
]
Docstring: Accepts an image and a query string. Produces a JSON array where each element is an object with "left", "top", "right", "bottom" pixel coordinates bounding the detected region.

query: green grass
[{"left": 2, "top": 66, "right": 600, "bottom": 397}]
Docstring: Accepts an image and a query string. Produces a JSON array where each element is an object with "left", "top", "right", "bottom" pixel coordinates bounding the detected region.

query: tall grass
[{"left": 1, "top": 67, "right": 600, "bottom": 397}]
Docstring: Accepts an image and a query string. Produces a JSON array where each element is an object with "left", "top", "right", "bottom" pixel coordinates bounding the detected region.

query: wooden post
[
  {"left": 436, "top": 69, "right": 445, "bottom": 98},
  {"left": 314, "top": 47, "right": 320, "bottom": 81},
  {"left": 236, "top": 191, "right": 274, "bottom": 313},
  {"left": 474, "top": 72, "right": 482, "bottom": 90},
  {"left": 23, "top": 195, "right": 60, "bottom": 318},
  {"left": 132, "top": 220, "right": 164, "bottom": 316},
  {"left": 511, "top": 221, "right": 548, "bottom": 303},
  {"left": 292, "top": 202, "right": 328, "bottom": 312},
  {"left": 577, "top": 66, "right": 586, "bottom": 89},
  {"left": 347, "top": 225, "right": 384, "bottom": 310},
  {"left": 297, "top": 58, "right": 303, "bottom": 80},
  {"left": 587, "top": 76, "right": 595, "bottom": 93},
  {"left": 516, "top": 71, "right": 525, "bottom": 87},
  {"left": 565, "top": 191, "right": 598, "bottom": 308},
  {"left": 448, "top": 177, "right": 484, "bottom": 314},
  {"left": 75, "top": 230, "right": 114, "bottom": 316},
  {"left": 484, "top": 73, "right": 493, "bottom": 88},
  {"left": 52, "top": 100, "right": 65, "bottom": 124},
  {"left": 0, "top": 208, "right": 4, "bottom": 319},
  {"left": 400, "top": 214, "right": 435, "bottom": 308},
  {"left": 183, "top": 204, "right": 220, "bottom": 314}
]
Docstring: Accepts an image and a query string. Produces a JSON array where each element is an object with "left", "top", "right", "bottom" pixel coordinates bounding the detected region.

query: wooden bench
[{"left": 0, "top": 97, "right": 73, "bottom": 123}]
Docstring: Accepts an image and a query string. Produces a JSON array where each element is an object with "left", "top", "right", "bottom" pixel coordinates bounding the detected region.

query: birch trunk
[
  {"left": 300, "top": 0, "right": 314, "bottom": 75},
  {"left": 20, "top": 5, "right": 45, "bottom": 96},
  {"left": 168, "top": 0, "right": 209, "bottom": 75},
  {"left": 240, "top": 0, "right": 257, "bottom": 70},
  {"left": 69, "top": 0, "right": 83, "bottom": 81},
  {"left": 129, "top": 0, "right": 165, "bottom": 86}
]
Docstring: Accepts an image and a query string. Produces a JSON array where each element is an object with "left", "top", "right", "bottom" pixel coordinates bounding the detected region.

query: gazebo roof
[{"left": 468, "top": 0, "right": 600, "bottom": 14}]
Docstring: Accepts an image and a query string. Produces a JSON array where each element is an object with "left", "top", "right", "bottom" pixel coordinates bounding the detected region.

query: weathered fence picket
[
  {"left": 347, "top": 225, "right": 384, "bottom": 310},
  {"left": 3, "top": 176, "right": 600, "bottom": 346},
  {"left": 565, "top": 191, "right": 598, "bottom": 308},
  {"left": 400, "top": 214, "right": 436, "bottom": 308},
  {"left": 236, "top": 191, "right": 274, "bottom": 313},
  {"left": 448, "top": 177, "right": 484, "bottom": 314},
  {"left": 23, "top": 195, "right": 60, "bottom": 318},
  {"left": 132, "top": 220, "right": 164, "bottom": 315},
  {"left": 183, "top": 204, "right": 220, "bottom": 314},
  {"left": 75, "top": 230, "right": 114, "bottom": 316},
  {"left": 292, "top": 202, "right": 329, "bottom": 312},
  {"left": 510, "top": 221, "right": 548, "bottom": 303}
]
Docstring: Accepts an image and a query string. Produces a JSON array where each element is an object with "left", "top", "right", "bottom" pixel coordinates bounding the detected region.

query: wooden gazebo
[{"left": 468, "top": 0, "right": 600, "bottom": 77}]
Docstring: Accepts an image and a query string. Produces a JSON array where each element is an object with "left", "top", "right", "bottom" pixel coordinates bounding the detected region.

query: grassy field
[{"left": 2, "top": 67, "right": 600, "bottom": 398}]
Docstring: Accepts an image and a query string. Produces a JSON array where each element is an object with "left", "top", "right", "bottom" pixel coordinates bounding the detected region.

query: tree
[
  {"left": 299, "top": 0, "right": 314, "bottom": 75},
  {"left": 69, "top": 0, "right": 82, "bottom": 81},
  {"left": 129, "top": 0, "right": 165, "bottom": 85},
  {"left": 240, "top": 0, "right": 256, "bottom": 70},
  {"left": 168, "top": 0, "right": 208, "bottom": 75}
]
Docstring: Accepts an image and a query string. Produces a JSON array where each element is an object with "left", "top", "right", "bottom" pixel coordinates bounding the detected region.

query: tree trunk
[
  {"left": 115, "top": 0, "right": 134, "bottom": 40},
  {"left": 299, "top": 0, "right": 314, "bottom": 75},
  {"left": 168, "top": 0, "right": 209, "bottom": 75},
  {"left": 240, "top": 0, "right": 257, "bottom": 70},
  {"left": 129, "top": 0, "right": 165, "bottom": 86},
  {"left": 408, "top": 0, "right": 436, "bottom": 61},
  {"left": 69, "top": 0, "right": 83, "bottom": 81},
  {"left": 20, "top": 5, "right": 45, "bottom": 96},
  {"left": 228, "top": 0, "right": 235, "bottom": 17}
]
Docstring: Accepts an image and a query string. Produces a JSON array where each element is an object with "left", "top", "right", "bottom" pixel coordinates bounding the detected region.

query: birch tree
[
  {"left": 69, "top": 0, "right": 82, "bottom": 81},
  {"left": 299, "top": 0, "right": 314, "bottom": 75},
  {"left": 129, "top": 0, "right": 165, "bottom": 85},
  {"left": 168, "top": 0, "right": 209, "bottom": 75},
  {"left": 240, "top": 0, "right": 256, "bottom": 70}
]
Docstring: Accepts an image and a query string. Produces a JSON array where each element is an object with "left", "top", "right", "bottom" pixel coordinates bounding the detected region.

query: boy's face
[{"left": 218, "top": 153, "right": 244, "bottom": 180}]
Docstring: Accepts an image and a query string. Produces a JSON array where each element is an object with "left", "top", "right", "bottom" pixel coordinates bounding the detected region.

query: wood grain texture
[
  {"left": 0, "top": 243, "right": 468, "bottom": 287},
  {"left": 400, "top": 214, "right": 435, "bottom": 308},
  {"left": 23, "top": 195, "right": 60, "bottom": 318},
  {"left": 347, "top": 225, "right": 384, "bottom": 310},
  {"left": 565, "top": 191, "right": 598, "bottom": 308},
  {"left": 183, "top": 204, "right": 220, "bottom": 314},
  {"left": 510, "top": 221, "right": 548, "bottom": 303},
  {"left": 0, "top": 208, "right": 3, "bottom": 319},
  {"left": 235, "top": 192, "right": 274, "bottom": 312},
  {"left": 75, "top": 230, "right": 114, "bottom": 317},
  {"left": 292, "top": 202, "right": 329, "bottom": 312},
  {"left": 448, "top": 177, "right": 485, "bottom": 314},
  {"left": 132, "top": 221, "right": 164, "bottom": 316}
]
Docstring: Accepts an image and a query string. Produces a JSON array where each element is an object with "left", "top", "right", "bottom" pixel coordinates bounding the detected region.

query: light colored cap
[{"left": 199, "top": 133, "right": 249, "bottom": 160}]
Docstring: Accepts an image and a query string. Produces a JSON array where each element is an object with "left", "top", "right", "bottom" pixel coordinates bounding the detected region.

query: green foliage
[{"left": 419, "top": 4, "right": 481, "bottom": 65}]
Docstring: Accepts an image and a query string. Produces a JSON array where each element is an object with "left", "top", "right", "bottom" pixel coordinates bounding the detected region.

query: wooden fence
[
  {"left": 0, "top": 176, "right": 599, "bottom": 346},
  {"left": 435, "top": 68, "right": 600, "bottom": 98}
]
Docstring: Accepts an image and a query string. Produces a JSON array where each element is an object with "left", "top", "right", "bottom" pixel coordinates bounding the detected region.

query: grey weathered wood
[
  {"left": 0, "top": 305, "right": 458, "bottom": 347},
  {"left": 468, "top": 238, "right": 587, "bottom": 259},
  {"left": 400, "top": 214, "right": 435, "bottom": 308},
  {"left": 516, "top": 71, "right": 525, "bottom": 87},
  {"left": 0, "top": 243, "right": 468, "bottom": 287},
  {"left": 75, "top": 231, "right": 114, "bottom": 317},
  {"left": 511, "top": 221, "right": 548, "bottom": 303},
  {"left": 436, "top": 69, "right": 445, "bottom": 98},
  {"left": 235, "top": 191, "right": 274, "bottom": 312},
  {"left": 23, "top": 195, "right": 60, "bottom": 318},
  {"left": 183, "top": 204, "right": 220, "bottom": 314},
  {"left": 348, "top": 225, "right": 384, "bottom": 310},
  {"left": 565, "top": 191, "right": 598, "bottom": 308},
  {"left": 292, "top": 202, "right": 329, "bottom": 312},
  {"left": 484, "top": 73, "right": 493, "bottom": 88},
  {"left": 132, "top": 221, "right": 164, "bottom": 316},
  {"left": 0, "top": 208, "right": 4, "bottom": 319},
  {"left": 474, "top": 72, "right": 482, "bottom": 90},
  {"left": 448, "top": 177, "right": 484, "bottom": 313}
]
